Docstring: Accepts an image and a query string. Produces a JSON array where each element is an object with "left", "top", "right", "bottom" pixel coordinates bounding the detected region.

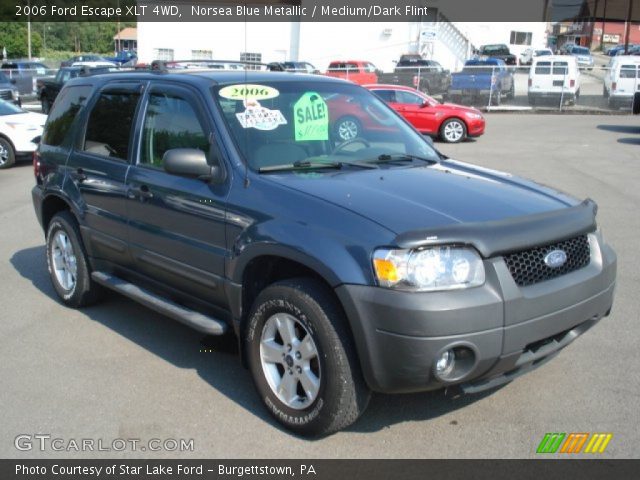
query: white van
[
  {"left": 528, "top": 55, "right": 580, "bottom": 106},
  {"left": 603, "top": 55, "right": 640, "bottom": 109}
]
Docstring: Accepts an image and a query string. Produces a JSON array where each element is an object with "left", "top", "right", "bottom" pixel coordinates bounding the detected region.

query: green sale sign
[{"left": 294, "top": 92, "right": 329, "bottom": 141}]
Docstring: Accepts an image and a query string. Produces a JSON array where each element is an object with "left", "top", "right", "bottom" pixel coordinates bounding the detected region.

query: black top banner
[{"left": 4, "top": 0, "right": 640, "bottom": 22}]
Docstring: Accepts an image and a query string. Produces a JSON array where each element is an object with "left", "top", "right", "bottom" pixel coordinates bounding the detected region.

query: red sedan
[{"left": 364, "top": 84, "right": 485, "bottom": 143}]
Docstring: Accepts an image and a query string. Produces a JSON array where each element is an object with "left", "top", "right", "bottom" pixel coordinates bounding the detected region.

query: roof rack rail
[{"left": 147, "top": 59, "right": 281, "bottom": 72}]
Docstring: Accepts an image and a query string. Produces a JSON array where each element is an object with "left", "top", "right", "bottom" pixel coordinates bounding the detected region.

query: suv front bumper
[{"left": 336, "top": 233, "right": 616, "bottom": 394}]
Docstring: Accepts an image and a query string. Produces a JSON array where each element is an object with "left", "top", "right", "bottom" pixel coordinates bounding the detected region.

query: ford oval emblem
[{"left": 544, "top": 250, "right": 567, "bottom": 268}]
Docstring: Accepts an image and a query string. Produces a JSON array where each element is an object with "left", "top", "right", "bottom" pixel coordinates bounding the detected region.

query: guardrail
[{"left": 14, "top": 61, "right": 640, "bottom": 116}]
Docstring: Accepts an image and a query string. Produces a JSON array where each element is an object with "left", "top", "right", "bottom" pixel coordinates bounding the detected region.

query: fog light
[{"left": 435, "top": 350, "right": 455, "bottom": 377}]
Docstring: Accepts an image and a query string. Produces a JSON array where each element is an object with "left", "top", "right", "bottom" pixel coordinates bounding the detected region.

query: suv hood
[{"left": 267, "top": 160, "right": 576, "bottom": 234}]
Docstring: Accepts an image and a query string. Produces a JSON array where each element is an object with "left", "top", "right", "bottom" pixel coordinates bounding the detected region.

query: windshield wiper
[
  {"left": 259, "top": 159, "right": 378, "bottom": 173},
  {"left": 367, "top": 153, "right": 439, "bottom": 165},
  {"left": 259, "top": 160, "right": 343, "bottom": 173}
]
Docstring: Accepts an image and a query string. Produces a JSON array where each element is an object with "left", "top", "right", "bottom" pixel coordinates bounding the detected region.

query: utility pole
[
  {"left": 601, "top": 0, "right": 608, "bottom": 49},
  {"left": 27, "top": 0, "right": 32, "bottom": 59},
  {"left": 624, "top": 0, "right": 634, "bottom": 53},
  {"left": 589, "top": 0, "right": 599, "bottom": 50},
  {"left": 27, "top": 20, "right": 31, "bottom": 59}
]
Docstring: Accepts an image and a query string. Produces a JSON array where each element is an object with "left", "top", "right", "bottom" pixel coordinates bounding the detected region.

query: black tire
[
  {"left": 603, "top": 85, "right": 609, "bottom": 98},
  {"left": 528, "top": 95, "right": 537, "bottom": 107},
  {"left": 0, "top": 137, "right": 16, "bottom": 169},
  {"left": 246, "top": 278, "right": 370, "bottom": 436},
  {"left": 41, "top": 97, "right": 51, "bottom": 115},
  {"left": 439, "top": 118, "right": 467, "bottom": 144},
  {"left": 491, "top": 89, "right": 502, "bottom": 106},
  {"left": 633, "top": 92, "right": 640, "bottom": 115},
  {"left": 334, "top": 116, "right": 361, "bottom": 142},
  {"left": 506, "top": 82, "right": 515, "bottom": 100},
  {"left": 46, "top": 211, "right": 103, "bottom": 307}
]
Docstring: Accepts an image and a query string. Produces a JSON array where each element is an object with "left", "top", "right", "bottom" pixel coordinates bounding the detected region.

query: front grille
[
  {"left": 504, "top": 235, "right": 590, "bottom": 286},
  {"left": 0, "top": 90, "right": 12, "bottom": 100}
]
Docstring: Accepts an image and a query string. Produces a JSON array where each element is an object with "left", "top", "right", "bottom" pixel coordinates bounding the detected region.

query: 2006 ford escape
[{"left": 32, "top": 66, "right": 617, "bottom": 436}]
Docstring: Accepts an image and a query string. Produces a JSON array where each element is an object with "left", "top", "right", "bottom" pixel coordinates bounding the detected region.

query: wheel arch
[
  {"left": 0, "top": 133, "right": 16, "bottom": 151},
  {"left": 40, "top": 193, "right": 78, "bottom": 234},
  {"left": 232, "top": 249, "right": 359, "bottom": 368}
]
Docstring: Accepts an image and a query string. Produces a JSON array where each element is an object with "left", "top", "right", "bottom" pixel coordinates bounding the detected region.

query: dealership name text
[{"left": 16, "top": 464, "right": 204, "bottom": 476}]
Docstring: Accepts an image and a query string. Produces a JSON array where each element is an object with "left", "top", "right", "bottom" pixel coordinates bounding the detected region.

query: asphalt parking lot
[{"left": 1, "top": 114, "right": 639, "bottom": 459}]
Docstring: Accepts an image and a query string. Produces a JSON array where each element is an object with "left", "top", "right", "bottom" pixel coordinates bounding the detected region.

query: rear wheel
[
  {"left": 506, "top": 82, "right": 515, "bottom": 100},
  {"left": 440, "top": 118, "right": 467, "bottom": 143},
  {"left": 491, "top": 89, "right": 502, "bottom": 106},
  {"left": 41, "top": 97, "right": 51, "bottom": 115},
  {"left": 246, "top": 278, "right": 370, "bottom": 436},
  {"left": 46, "top": 211, "right": 102, "bottom": 307},
  {"left": 0, "top": 137, "right": 15, "bottom": 169}
]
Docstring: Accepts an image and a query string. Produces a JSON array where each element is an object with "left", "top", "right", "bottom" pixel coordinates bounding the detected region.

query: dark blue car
[{"left": 31, "top": 68, "right": 617, "bottom": 436}]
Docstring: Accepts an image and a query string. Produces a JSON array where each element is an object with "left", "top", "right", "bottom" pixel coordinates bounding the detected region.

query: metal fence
[
  {"left": 367, "top": 63, "right": 639, "bottom": 114},
  {"left": 8, "top": 60, "right": 640, "bottom": 116}
]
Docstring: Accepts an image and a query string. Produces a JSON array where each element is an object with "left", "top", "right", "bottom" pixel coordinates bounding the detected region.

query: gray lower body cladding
[{"left": 336, "top": 233, "right": 616, "bottom": 394}]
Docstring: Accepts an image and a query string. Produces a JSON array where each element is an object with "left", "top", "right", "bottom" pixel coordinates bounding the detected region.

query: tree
[{"left": 0, "top": 23, "right": 42, "bottom": 58}]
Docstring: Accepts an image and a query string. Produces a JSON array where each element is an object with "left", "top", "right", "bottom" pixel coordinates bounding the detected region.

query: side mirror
[
  {"left": 163, "top": 148, "right": 222, "bottom": 182},
  {"left": 420, "top": 100, "right": 430, "bottom": 108},
  {"left": 10, "top": 78, "right": 16, "bottom": 84}
]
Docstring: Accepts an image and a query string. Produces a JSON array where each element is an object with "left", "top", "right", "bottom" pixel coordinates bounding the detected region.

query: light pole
[{"left": 27, "top": 3, "right": 31, "bottom": 59}]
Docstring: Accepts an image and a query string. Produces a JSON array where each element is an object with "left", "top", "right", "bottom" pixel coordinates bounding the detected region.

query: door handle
[
  {"left": 128, "top": 185, "right": 153, "bottom": 201},
  {"left": 71, "top": 168, "right": 87, "bottom": 183}
]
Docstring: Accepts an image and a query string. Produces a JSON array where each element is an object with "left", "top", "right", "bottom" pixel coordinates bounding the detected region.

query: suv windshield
[
  {"left": 0, "top": 100, "right": 25, "bottom": 115},
  {"left": 212, "top": 81, "right": 439, "bottom": 171}
]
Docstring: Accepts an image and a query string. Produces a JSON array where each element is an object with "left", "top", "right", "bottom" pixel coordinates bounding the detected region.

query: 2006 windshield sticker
[
  {"left": 219, "top": 84, "right": 279, "bottom": 101},
  {"left": 219, "top": 84, "right": 287, "bottom": 131},
  {"left": 294, "top": 92, "right": 329, "bottom": 141}
]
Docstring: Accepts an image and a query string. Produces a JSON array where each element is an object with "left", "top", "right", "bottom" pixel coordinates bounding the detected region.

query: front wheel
[
  {"left": 246, "top": 278, "right": 370, "bottom": 436},
  {"left": 0, "top": 137, "right": 15, "bottom": 169},
  {"left": 41, "top": 97, "right": 51, "bottom": 115},
  {"left": 334, "top": 116, "right": 361, "bottom": 142},
  {"left": 440, "top": 118, "right": 467, "bottom": 143}
]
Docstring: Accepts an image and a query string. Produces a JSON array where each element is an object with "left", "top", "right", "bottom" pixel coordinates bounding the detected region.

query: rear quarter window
[{"left": 42, "top": 85, "right": 93, "bottom": 147}]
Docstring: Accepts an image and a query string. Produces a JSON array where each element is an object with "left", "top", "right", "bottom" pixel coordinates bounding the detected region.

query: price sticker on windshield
[
  {"left": 294, "top": 92, "right": 329, "bottom": 141},
  {"left": 219, "top": 84, "right": 280, "bottom": 101}
]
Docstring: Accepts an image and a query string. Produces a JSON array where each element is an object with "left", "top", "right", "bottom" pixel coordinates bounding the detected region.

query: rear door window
[
  {"left": 83, "top": 90, "right": 140, "bottom": 160},
  {"left": 535, "top": 61, "right": 551, "bottom": 75},
  {"left": 552, "top": 62, "right": 569, "bottom": 75},
  {"left": 42, "top": 85, "right": 93, "bottom": 147}
]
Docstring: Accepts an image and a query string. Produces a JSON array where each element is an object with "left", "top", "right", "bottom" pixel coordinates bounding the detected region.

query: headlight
[
  {"left": 373, "top": 246, "right": 485, "bottom": 291},
  {"left": 465, "top": 111, "right": 483, "bottom": 119},
  {"left": 11, "top": 89, "right": 19, "bottom": 100}
]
